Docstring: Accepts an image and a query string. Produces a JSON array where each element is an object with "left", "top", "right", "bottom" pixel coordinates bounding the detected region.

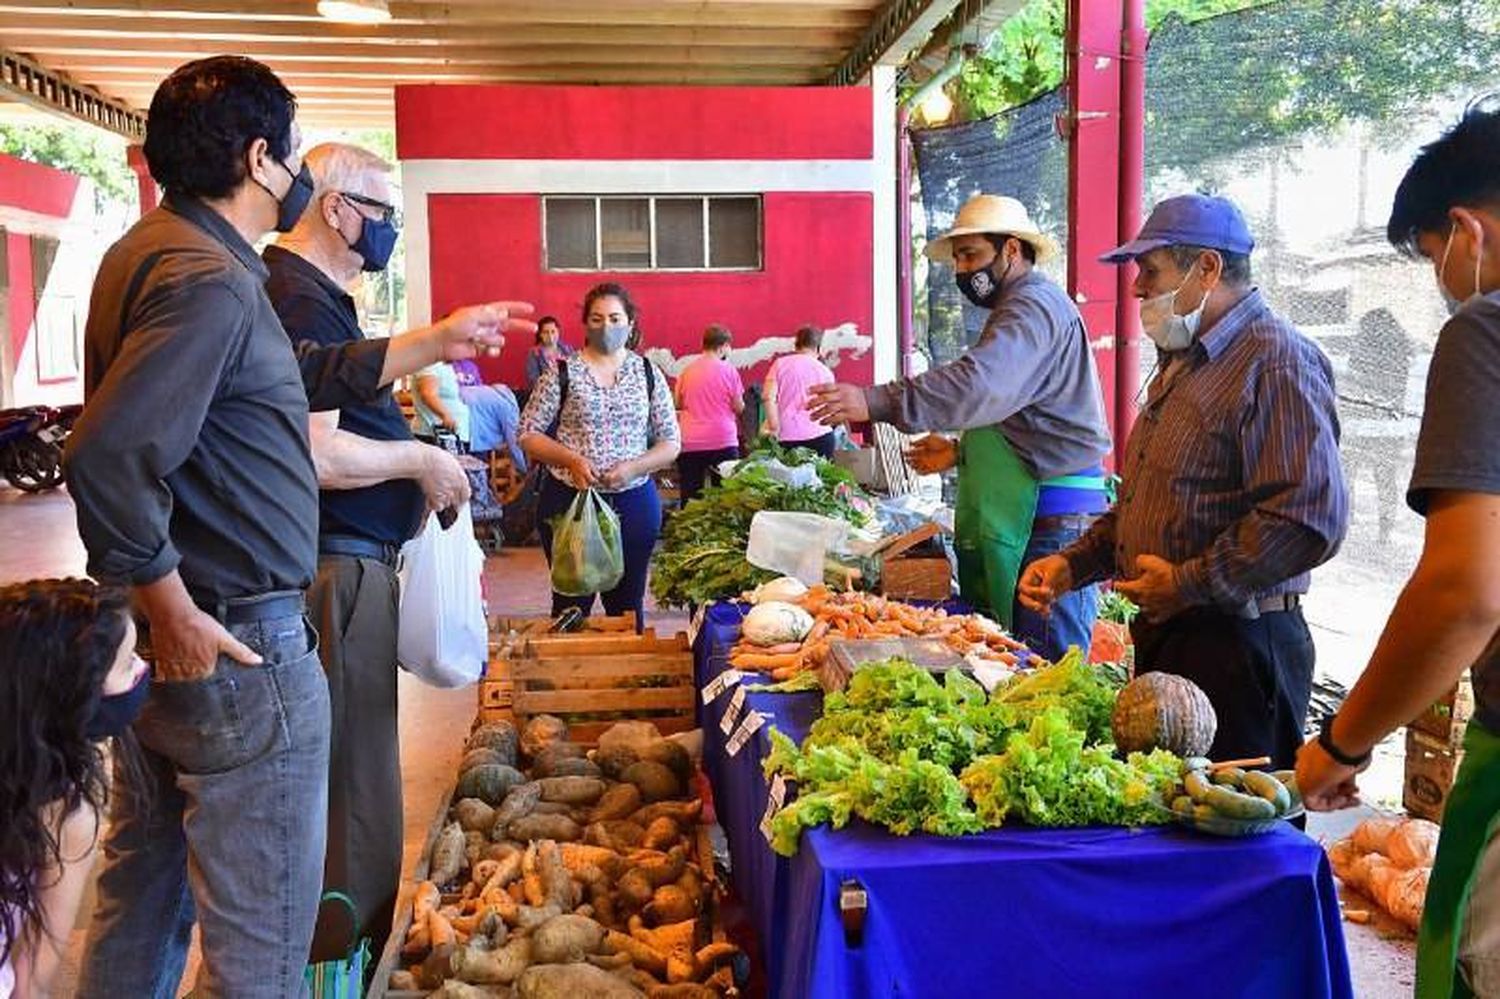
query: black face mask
[
  {"left": 85, "top": 671, "right": 150, "bottom": 741},
  {"left": 955, "top": 255, "right": 1012, "bottom": 309},
  {"left": 258, "top": 156, "right": 314, "bottom": 234}
]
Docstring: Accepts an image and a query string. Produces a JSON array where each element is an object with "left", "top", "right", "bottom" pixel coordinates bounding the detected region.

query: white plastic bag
[
  {"left": 746, "top": 511, "right": 851, "bottom": 584},
  {"left": 396, "top": 505, "right": 487, "bottom": 688}
]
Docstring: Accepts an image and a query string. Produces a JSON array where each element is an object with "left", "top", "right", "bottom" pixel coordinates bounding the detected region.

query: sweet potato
[
  {"left": 587, "top": 951, "right": 634, "bottom": 971},
  {"left": 546, "top": 756, "right": 603, "bottom": 779},
  {"left": 516, "top": 962, "right": 644, "bottom": 999},
  {"left": 647, "top": 985, "right": 716, "bottom": 999},
  {"left": 643, "top": 886, "right": 696, "bottom": 927},
  {"left": 531, "top": 801, "right": 575, "bottom": 816},
  {"left": 633, "top": 847, "right": 688, "bottom": 888},
  {"left": 417, "top": 943, "right": 456, "bottom": 988},
  {"left": 452, "top": 935, "right": 532, "bottom": 985},
  {"left": 537, "top": 776, "right": 608, "bottom": 806},
  {"left": 590, "top": 783, "right": 643, "bottom": 823},
  {"left": 506, "top": 814, "right": 581, "bottom": 843},
  {"left": 516, "top": 902, "right": 564, "bottom": 931},
  {"left": 621, "top": 763, "right": 682, "bottom": 803},
  {"left": 637, "top": 741, "right": 691, "bottom": 783},
  {"left": 521, "top": 715, "right": 570, "bottom": 761},
  {"left": 673, "top": 868, "right": 702, "bottom": 908},
  {"left": 522, "top": 843, "right": 546, "bottom": 907},
  {"left": 585, "top": 820, "right": 646, "bottom": 853},
  {"left": 604, "top": 929, "right": 668, "bottom": 978},
  {"left": 614, "top": 966, "right": 665, "bottom": 993},
  {"left": 492, "top": 782, "right": 543, "bottom": 834},
  {"left": 641, "top": 817, "right": 681, "bottom": 852},
  {"left": 593, "top": 744, "right": 640, "bottom": 781},
  {"left": 455, "top": 797, "right": 499, "bottom": 834},
  {"left": 536, "top": 840, "right": 575, "bottom": 910},
  {"left": 414, "top": 880, "right": 442, "bottom": 924},
  {"left": 530, "top": 913, "right": 608, "bottom": 964},
  {"left": 429, "top": 908, "right": 459, "bottom": 950},
  {"left": 465, "top": 830, "right": 490, "bottom": 867},
  {"left": 628, "top": 917, "right": 697, "bottom": 984},
  {"left": 387, "top": 970, "right": 419, "bottom": 991},
  {"left": 629, "top": 800, "right": 701, "bottom": 828},
  {"left": 431, "top": 981, "right": 496, "bottom": 999},
  {"left": 615, "top": 868, "right": 654, "bottom": 910},
  {"left": 430, "top": 821, "right": 467, "bottom": 885},
  {"left": 558, "top": 842, "right": 625, "bottom": 876}
]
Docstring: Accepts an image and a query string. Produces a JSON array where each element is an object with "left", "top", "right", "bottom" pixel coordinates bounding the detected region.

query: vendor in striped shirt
[{"left": 1020, "top": 194, "right": 1349, "bottom": 769}]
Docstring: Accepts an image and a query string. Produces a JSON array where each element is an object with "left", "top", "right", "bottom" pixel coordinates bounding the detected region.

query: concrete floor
[{"left": 2, "top": 485, "right": 1407, "bottom": 997}]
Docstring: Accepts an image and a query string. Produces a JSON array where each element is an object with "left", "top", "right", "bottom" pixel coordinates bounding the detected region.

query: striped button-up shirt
[{"left": 1063, "top": 289, "right": 1348, "bottom": 613}]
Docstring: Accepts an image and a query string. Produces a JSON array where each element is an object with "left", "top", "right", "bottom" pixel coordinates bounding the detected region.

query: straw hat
[{"left": 924, "top": 194, "right": 1059, "bottom": 263}]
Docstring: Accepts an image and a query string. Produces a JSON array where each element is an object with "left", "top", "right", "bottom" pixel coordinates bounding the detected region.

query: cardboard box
[
  {"left": 1404, "top": 727, "right": 1465, "bottom": 823},
  {"left": 1410, "top": 674, "right": 1474, "bottom": 745}
]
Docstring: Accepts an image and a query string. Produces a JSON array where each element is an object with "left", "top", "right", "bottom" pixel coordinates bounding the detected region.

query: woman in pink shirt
[
  {"left": 674, "top": 324, "right": 745, "bottom": 503},
  {"left": 764, "top": 325, "right": 837, "bottom": 458}
]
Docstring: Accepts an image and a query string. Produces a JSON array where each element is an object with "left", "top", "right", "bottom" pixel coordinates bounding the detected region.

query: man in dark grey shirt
[
  {"left": 64, "top": 57, "right": 524, "bottom": 998},
  {"left": 809, "top": 195, "right": 1112, "bottom": 661},
  {"left": 1296, "top": 106, "right": 1500, "bottom": 997}
]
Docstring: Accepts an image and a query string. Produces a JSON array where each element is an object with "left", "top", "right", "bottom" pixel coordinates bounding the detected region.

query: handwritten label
[
  {"left": 688, "top": 604, "right": 708, "bottom": 646},
  {"left": 719, "top": 684, "right": 748, "bottom": 735},
  {"left": 726, "top": 709, "right": 767, "bottom": 757},
  {"left": 758, "top": 773, "right": 791, "bottom": 842},
  {"left": 700, "top": 668, "right": 745, "bottom": 705}
]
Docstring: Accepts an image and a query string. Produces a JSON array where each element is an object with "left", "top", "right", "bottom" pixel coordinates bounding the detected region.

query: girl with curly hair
[{"left": 0, "top": 578, "right": 146, "bottom": 995}]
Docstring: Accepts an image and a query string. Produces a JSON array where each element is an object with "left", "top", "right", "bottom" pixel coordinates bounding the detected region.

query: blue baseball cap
[{"left": 1100, "top": 194, "right": 1255, "bottom": 263}]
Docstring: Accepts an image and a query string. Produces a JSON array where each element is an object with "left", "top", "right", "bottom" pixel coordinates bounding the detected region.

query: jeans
[
  {"left": 1011, "top": 520, "right": 1099, "bottom": 663},
  {"left": 77, "top": 604, "right": 331, "bottom": 999},
  {"left": 460, "top": 383, "right": 526, "bottom": 471},
  {"left": 538, "top": 475, "right": 661, "bottom": 627}
]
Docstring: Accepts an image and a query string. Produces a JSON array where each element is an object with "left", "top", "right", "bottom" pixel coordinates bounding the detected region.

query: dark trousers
[
  {"left": 677, "top": 446, "right": 740, "bottom": 505},
  {"left": 306, "top": 554, "right": 403, "bottom": 966},
  {"left": 1131, "top": 606, "right": 1315, "bottom": 769},
  {"left": 538, "top": 474, "right": 662, "bottom": 627},
  {"left": 781, "top": 432, "right": 836, "bottom": 460}
]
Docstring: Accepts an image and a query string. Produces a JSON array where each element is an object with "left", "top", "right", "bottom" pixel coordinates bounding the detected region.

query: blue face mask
[
  {"left": 349, "top": 215, "right": 398, "bottom": 272},
  {"left": 86, "top": 668, "right": 150, "bottom": 741}
]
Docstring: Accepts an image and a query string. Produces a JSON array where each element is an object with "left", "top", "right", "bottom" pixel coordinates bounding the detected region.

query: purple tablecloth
[{"left": 694, "top": 601, "right": 1354, "bottom": 999}]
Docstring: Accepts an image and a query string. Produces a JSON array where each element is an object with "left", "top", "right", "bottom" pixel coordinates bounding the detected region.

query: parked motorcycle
[{"left": 0, "top": 403, "right": 80, "bottom": 493}]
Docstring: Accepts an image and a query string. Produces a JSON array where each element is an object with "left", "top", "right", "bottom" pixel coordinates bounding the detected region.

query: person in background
[
  {"left": 0, "top": 579, "right": 146, "bottom": 998},
  {"left": 807, "top": 195, "right": 1112, "bottom": 661},
  {"left": 264, "top": 141, "right": 477, "bottom": 966},
  {"left": 764, "top": 325, "right": 836, "bottom": 458},
  {"left": 674, "top": 323, "right": 745, "bottom": 503},
  {"left": 520, "top": 283, "right": 681, "bottom": 625},
  {"left": 1021, "top": 194, "right": 1347, "bottom": 769},
  {"left": 1295, "top": 104, "right": 1500, "bottom": 998},
  {"left": 525, "top": 315, "right": 572, "bottom": 392},
  {"left": 1341, "top": 307, "right": 1414, "bottom": 543},
  {"left": 451, "top": 357, "right": 527, "bottom": 471}
]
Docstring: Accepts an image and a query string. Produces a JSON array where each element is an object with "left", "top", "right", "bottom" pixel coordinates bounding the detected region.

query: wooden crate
[
  {"left": 1410, "top": 674, "right": 1474, "bottom": 745},
  {"left": 480, "top": 614, "right": 644, "bottom": 724},
  {"left": 1404, "top": 727, "right": 1465, "bottom": 823},
  {"left": 508, "top": 631, "right": 695, "bottom": 744},
  {"left": 366, "top": 778, "right": 456, "bottom": 998}
]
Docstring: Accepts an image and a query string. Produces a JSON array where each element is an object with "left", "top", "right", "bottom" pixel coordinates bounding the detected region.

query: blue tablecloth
[{"left": 694, "top": 602, "right": 1354, "bottom": 999}]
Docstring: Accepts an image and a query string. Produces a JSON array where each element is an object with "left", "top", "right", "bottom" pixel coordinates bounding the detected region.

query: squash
[
  {"left": 466, "top": 721, "right": 520, "bottom": 766},
  {"left": 459, "top": 747, "right": 506, "bottom": 774},
  {"left": 456, "top": 763, "right": 527, "bottom": 806},
  {"left": 1111, "top": 672, "right": 1217, "bottom": 757},
  {"left": 741, "top": 601, "right": 814, "bottom": 647}
]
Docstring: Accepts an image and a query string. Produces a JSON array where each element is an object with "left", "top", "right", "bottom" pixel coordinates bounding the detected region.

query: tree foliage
[{"left": 0, "top": 121, "right": 135, "bottom": 207}]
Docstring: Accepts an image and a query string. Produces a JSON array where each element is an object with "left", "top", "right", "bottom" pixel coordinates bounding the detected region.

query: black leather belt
[
  {"left": 320, "top": 534, "right": 401, "bottom": 568},
  {"left": 1256, "top": 593, "right": 1301, "bottom": 614},
  {"left": 198, "top": 590, "right": 305, "bottom": 625},
  {"left": 1031, "top": 513, "right": 1100, "bottom": 532}
]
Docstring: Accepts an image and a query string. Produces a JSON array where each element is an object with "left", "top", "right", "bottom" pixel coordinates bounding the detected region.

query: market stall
[{"left": 693, "top": 602, "right": 1355, "bottom": 999}]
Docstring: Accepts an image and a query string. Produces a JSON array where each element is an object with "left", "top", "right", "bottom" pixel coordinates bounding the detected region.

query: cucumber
[
  {"left": 1172, "top": 795, "right": 1196, "bottom": 817},
  {"left": 1273, "top": 771, "right": 1303, "bottom": 810},
  {"left": 1204, "top": 784, "right": 1278, "bottom": 820},
  {"left": 1193, "top": 804, "right": 1219, "bottom": 823},
  {"left": 1182, "top": 756, "right": 1212, "bottom": 774},
  {"left": 1242, "top": 770, "right": 1293, "bottom": 813},
  {"left": 1211, "top": 767, "right": 1246, "bottom": 788},
  {"left": 1184, "top": 770, "right": 1214, "bottom": 803}
]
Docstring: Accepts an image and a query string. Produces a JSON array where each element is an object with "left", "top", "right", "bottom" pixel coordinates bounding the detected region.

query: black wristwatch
[{"left": 1318, "top": 714, "right": 1372, "bottom": 768}]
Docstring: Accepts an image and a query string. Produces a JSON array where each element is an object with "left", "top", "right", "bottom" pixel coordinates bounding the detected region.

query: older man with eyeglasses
[{"left": 263, "top": 141, "right": 523, "bottom": 965}]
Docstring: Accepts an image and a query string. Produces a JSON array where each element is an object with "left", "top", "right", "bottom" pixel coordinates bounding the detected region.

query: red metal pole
[
  {"left": 1065, "top": 0, "right": 1124, "bottom": 465},
  {"left": 126, "top": 144, "right": 158, "bottom": 216},
  {"left": 1116, "top": 0, "right": 1147, "bottom": 455},
  {"left": 897, "top": 106, "right": 915, "bottom": 379}
]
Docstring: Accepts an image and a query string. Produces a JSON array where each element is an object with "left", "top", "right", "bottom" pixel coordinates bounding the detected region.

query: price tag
[
  {"left": 759, "top": 772, "right": 791, "bottom": 843},
  {"left": 719, "top": 684, "right": 748, "bottom": 735},
  {"left": 700, "top": 668, "right": 745, "bottom": 705},
  {"left": 726, "top": 709, "right": 767, "bottom": 757}
]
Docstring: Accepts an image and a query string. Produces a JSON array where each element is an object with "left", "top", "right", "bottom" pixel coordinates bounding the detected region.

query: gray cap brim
[{"left": 1099, "top": 236, "right": 1171, "bottom": 264}]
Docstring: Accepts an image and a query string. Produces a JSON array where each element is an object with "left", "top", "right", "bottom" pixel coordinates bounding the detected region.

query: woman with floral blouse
[{"left": 519, "top": 283, "right": 680, "bottom": 623}]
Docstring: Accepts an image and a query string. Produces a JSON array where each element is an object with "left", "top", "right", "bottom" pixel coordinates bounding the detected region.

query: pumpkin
[
  {"left": 466, "top": 721, "right": 520, "bottom": 766},
  {"left": 1110, "top": 672, "right": 1217, "bottom": 757},
  {"left": 741, "top": 601, "right": 814, "bottom": 647},
  {"left": 456, "top": 763, "right": 527, "bottom": 806},
  {"left": 459, "top": 747, "right": 506, "bottom": 773}
]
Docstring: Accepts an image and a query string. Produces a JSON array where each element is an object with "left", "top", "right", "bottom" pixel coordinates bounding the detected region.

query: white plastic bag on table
[
  {"left": 396, "top": 505, "right": 488, "bottom": 688},
  {"left": 746, "top": 511, "right": 851, "bottom": 585}
]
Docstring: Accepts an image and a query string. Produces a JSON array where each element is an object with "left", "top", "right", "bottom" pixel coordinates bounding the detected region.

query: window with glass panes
[{"left": 543, "top": 196, "right": 762, "bottom": 271}]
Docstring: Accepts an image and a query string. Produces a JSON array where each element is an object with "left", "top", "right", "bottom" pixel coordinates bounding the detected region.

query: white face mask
[
  {"left": 1139, "top": 265, "right": 1209, "bottom": 352},
  {"left": 1438, "top": 219, "right": 1486, "bottom": 316}
]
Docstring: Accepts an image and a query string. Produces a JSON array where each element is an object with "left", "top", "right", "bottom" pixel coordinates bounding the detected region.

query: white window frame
[{"left": 542, "top": 194, "right": 762, "bottom": 273}]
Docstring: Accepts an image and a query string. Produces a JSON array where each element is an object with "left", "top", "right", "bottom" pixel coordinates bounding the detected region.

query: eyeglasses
[{"left": 339, "top": 190, "right": 401, "bottom": 228}]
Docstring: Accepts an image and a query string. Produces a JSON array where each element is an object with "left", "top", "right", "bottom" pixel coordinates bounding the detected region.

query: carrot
[{"left": 730, "top": 651, "right": 803, "bottom": 670}]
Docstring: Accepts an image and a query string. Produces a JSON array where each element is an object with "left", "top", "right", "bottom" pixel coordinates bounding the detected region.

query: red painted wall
[
  {"left": 428, "top": 191, "right": 874, "bottom": 389},
  {"left": 397, "top": 85, "right": 873, "bottom": 161},
  {"left": 0, "top": 152, "right": 80, "bottom": 218},
  {"left": 6, "top": 233, "right": 34, "bottom": 365}
]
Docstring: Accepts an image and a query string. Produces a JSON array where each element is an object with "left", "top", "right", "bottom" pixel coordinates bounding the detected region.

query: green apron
[
  {"left": 953, "top": 427, "right": 1039, "bottom": 629},
  {"left": 1417, "top": 718, "right": 1500, "bottom": 999}
]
